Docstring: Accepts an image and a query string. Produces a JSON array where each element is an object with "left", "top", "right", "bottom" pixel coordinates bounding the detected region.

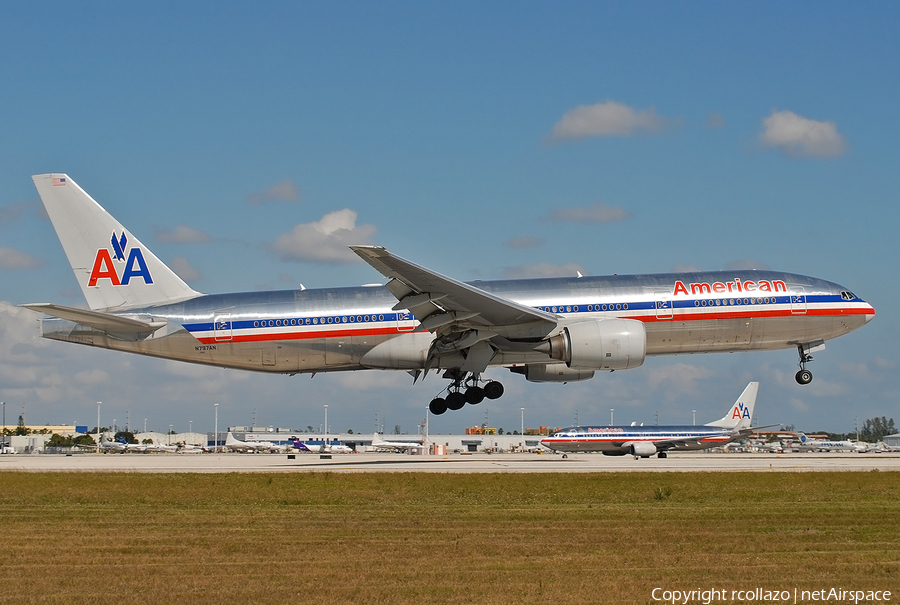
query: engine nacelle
[
  {"left": 510, "top": 363, "right": 595, "bottom": 383},
  {"left": 359, "top": 332, "right": 431, "bottom": 369},
  {"left": 626, "top": 441, "right": 657, "bottom": 458},
  {"left": 537, "top": 318, "right": 646, "bottom": 371}
]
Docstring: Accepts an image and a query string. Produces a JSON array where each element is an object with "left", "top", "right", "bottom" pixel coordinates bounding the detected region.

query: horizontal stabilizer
[{"left": 21, "top": 303, "right": 166, "bottom": 334}]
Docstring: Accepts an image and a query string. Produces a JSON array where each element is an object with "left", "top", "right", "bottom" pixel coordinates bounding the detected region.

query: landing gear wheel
[
  {"left": 446, "top": 391, "right": 466, "bottom": 411},
  {"left": 429, "top": 397, "right": 448, "bottom": 415},
  {"left": 484, "top": 381, "right": 504, "bottom": 400},
  {"left": 465, "top": 386, "right": 485, "bottom": 405},
  {"left": 795, "top": 369, "right": 813, "bottom": 385},
  {"left": 658, "top": 452, "right": 667, "bottom": 459}
]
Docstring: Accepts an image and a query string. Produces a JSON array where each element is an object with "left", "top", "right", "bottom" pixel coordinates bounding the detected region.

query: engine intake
[
  {"left": 626, "top": 441, "right": 657, "bottom": 458},
  {"left": 535, "top": 318, "right": 646, "bottom": 371}
]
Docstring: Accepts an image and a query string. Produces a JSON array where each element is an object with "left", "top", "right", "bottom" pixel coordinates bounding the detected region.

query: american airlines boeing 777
[{"left": 24, "top": 174, "right": 875, "bottom": 415}]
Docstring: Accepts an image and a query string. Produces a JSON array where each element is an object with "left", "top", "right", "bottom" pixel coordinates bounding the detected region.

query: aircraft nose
[{"left": 865, "top": 303, "right": 876, "bottom": 323}]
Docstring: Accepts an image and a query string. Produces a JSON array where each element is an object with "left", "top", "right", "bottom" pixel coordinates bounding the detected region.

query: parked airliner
[
  {"left": 372, "top": 433, "right": 423, "bottom": 452},
  {"left": 23, "top": 175, "right": 874, "bottom": 414},
  {"left": 540, "top": 382, "right": 759, "bottom": 458}
]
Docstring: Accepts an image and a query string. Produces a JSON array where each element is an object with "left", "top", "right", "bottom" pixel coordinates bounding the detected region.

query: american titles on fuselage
[{"left": 672, "top": 278, "right": 786, "bottom": 296}]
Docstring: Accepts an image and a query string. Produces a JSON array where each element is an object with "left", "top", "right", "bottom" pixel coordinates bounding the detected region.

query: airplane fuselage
[
  {"left": 38, "top": 269, "right": 873, "bottom": 375},
  {"left": 541, "top": 424, "right": 738, "bottom": 454}
]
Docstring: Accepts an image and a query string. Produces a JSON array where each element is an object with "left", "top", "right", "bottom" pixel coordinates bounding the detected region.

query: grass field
[{"left": 0, "top": 471, "right": 898, "bottom": 604}]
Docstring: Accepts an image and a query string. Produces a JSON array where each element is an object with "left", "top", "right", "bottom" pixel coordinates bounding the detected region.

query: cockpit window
[{"left": 841, "top": 291, "right": 856, "bottom": 301}]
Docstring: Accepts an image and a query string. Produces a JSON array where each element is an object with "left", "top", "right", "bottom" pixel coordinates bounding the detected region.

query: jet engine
[
  {"left": 535, "top": 318, "right": 646, "bottom": 371},
  {"left": 626, "top": 441, "right": 657, "bottom": 458},
  {"left": 509, "top": 363, "right": 595, "bottom": 383}
]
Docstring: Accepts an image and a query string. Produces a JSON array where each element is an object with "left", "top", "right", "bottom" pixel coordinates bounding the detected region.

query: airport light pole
[
  {"left": 324, "top": 405, "right": 328, "bottom": 443},
  {"left": 692, "top": 410, "right": 696, "bottom": 426},
  {"left": 610, "top": 408, "right": 614, "bottom": 426},
  {"left": 214, "top": 403, "right": 218, "bottom": 453},
  {"left": 520, "top": 408, "right": 524, "bottom": 451},
  {"left": 1, "top": 401, "right": 5, "bottom": 449},
  {"left": 97, "top": 402, "right": 101, "bottom": 454}
]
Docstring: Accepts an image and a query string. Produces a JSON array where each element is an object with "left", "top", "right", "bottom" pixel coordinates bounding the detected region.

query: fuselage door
[
  {"left": 396, "top": 311, "right": 416, "bottom": 332},
  {"left": 654, "top": 292, "right": 674, "bottom": 320},
  {"left": 214, "top": 314, "right": 233, "bottom": 341},
  {"left": 790, "top": 288, "right": 808, "bottom": 315}
]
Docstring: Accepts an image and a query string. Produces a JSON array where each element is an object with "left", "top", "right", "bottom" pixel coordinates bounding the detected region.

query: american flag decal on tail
[{"left": 52, "top": 177, "right": 67, "bottom": 186}]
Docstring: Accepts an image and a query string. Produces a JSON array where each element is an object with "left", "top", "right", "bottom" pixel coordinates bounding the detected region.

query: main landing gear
[
  {"left": 428, "top": 371, "right": 504, "bottom": 415},
  {"left": 795, "top": 344, "right": 814, "bottom": 385}
]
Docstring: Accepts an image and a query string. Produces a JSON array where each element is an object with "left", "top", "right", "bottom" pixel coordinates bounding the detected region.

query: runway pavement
[{"left": 1, "top": 451, "right": 899, "bottom": 473}]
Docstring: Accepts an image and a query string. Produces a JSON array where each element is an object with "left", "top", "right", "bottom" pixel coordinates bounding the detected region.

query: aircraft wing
[
  {"left": 21, "top": 303, "right": 166, "bottom": 334},
  {"left": 654, "top": 430, "right": 744, "bottom": 451},
  {"left": 350, "top": 246, "right": 557, "bottom": 333}
]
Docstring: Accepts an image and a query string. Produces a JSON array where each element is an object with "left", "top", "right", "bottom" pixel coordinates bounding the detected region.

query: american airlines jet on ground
[
  {"left": 24, "top": 175, "right": 875, "bottom": 415},
  {"left": 540, "top": 382, "right": 758, "bottom": 458}
]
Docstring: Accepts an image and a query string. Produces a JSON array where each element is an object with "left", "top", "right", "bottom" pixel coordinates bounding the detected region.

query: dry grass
[{"left": 0, "top": 472, "right": 898, "bottom": 604}]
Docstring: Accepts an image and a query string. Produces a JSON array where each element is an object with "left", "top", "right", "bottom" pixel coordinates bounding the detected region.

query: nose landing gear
[{"left": 795, "top": 342, "right": 821, "bottom": 385}]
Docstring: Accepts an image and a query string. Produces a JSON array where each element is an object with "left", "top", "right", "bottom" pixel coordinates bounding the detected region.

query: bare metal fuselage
[{"left": 38, "top": 269, "right": 873, "bottom": 375}]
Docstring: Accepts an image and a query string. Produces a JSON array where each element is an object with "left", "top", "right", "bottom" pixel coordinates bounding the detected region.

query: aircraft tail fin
[
  {"left": 31, "top": 174, "right": 201, "bottom": 311},
  {"left": 706, "top": 382, "right": 758, "bottom": 430}
]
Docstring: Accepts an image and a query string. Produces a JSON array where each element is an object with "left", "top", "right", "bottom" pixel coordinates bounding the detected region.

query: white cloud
[
  {"left": 505, "top": 236, "right": 544, "bottom": 249},
  {"left": 708, "top": 112, "right": 726, "bottom": 128},
  {"left": 271, "top": 209, "right": 377, "bottom": 263},
  {"left": 548, "top": 101, "right": 667, "bottom": 141},
  {"left": 549, "top": 202, "right": 631, "bottom": 223},
  {"left": 759, "top": 110, "right": 846, "bottom": 157},
  {"left": 246, "top": 180, "right": 301, "bottom": 205},
  {"left": 154, "top": 224, "right": 211, "bottom": 244},
  {"left": 500, "top": 263, "right": 585, "bottom": 279},
  {"left": 671, "top": 263, "right": 701, "bottom": 273},
  {"left": 75, "top": 369, "right": 110, "bottom": 385},
  {"left": 0, "top": 202, "right": 31, "bottom": 227},
  {"left": 725, "top": 259, "right": 771, "bottom": 271},
  {"left": 0, "top": 246, "right": 42, "bottom": 269},
  {"left": 170, "top": 256, "right": 202, "bottom": 282}
]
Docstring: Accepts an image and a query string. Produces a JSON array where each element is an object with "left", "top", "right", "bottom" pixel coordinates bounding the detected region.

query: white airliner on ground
[
  {"left": 371, "top": 433, "right": 423, "bottom": 452},
  {"left": 82, "top": 435, "right": 147, "bottom": 453},
  {"left": 23, "top": 175, "right": 875, "bottom": 414},
  {"left": 224, "top": 432, "right": 285, "bottom": 453},
  {"left": 791, "top": 433, "right": 859, "bottom": 452},
  {"left": 289, "top": 437, "right": 353, "bottom": 454},
  {"left": 540, "top": 382, "right": 759, "bottom": 459}
]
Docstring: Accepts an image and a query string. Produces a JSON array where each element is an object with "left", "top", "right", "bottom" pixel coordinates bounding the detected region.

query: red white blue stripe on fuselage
[
  {"left": 541, "top": 426, "right": 734, "bottom": 452},
  {"left": 180, "top": 292, "right": 872, "bottom": 345}
]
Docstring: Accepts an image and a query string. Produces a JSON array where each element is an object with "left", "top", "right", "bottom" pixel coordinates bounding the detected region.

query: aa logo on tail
[
  {"left": 88, "top": 231, "right": 153, "bottom": 286},
  {"left": 732, "top": 403, "right": 751, "bottom": 420}
]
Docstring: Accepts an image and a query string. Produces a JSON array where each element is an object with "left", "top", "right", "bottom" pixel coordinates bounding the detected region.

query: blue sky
[{"left": 1, "top": 2, "right": 897, "bottom": 435}]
